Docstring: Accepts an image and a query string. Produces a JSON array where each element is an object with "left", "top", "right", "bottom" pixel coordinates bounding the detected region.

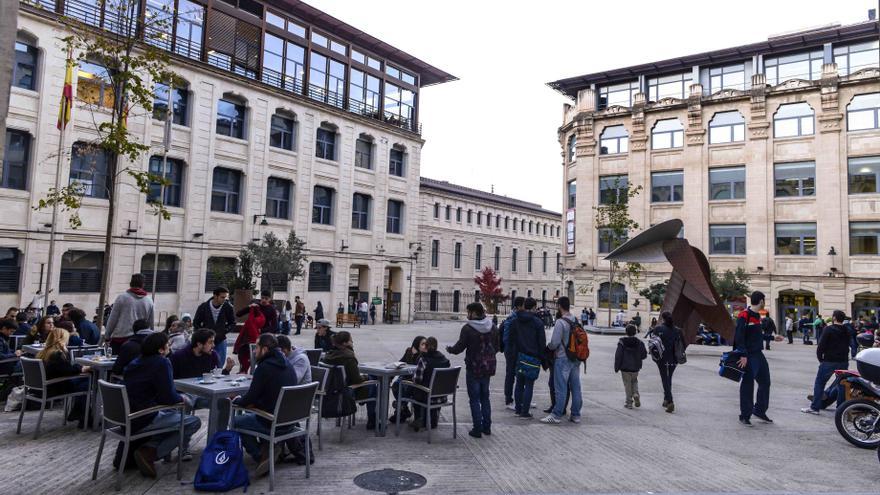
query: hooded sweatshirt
[
  {"left": 233, "top": 348, "right": 298, "bottom": 426},
  {"left": 614, "top": 336, "right": 648, "bottom": 372},
  {"left": 511, "top": 311, "right": 547, "bottom": 359},
  {"left": 112, "top": 329, "right": 154, "bottom": 375},
  {"left": 105, "top": 288, "right": 155, "bottom": 340},
  {"left": 447, "top": 316, "right": 498, "bottom": 377}
]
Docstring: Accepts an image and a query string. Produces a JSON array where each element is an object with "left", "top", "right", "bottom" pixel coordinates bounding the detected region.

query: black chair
[
  {"left": 231, "top": 382, "right": 319, "bottom": 491},
  {"left": 309, "top": 366, "right": 328, "bottom": 450},
  {"left": 396, "top": 366, "right": 461, "bottom": 443},
  {"left": 305, "top": 349, "right": 322, "bottom": 366},
  {"left": 16, "top": 356, "right": 91, "bottom": 439},
  {"left": 91, "top": 380, "right": 185, "bottom": 491},
  {"left": 318, "top": 363, "right": 378, "bottom": 441}
]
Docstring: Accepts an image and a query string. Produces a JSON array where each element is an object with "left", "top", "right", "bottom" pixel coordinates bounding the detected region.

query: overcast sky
[{"left": 305, "top": 0, "right": 875, "bottom": 212}]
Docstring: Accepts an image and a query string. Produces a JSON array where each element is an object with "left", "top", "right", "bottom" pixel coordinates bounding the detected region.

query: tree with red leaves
[{"left": 474, "top": 267, "right": 507, "bottom": 314}]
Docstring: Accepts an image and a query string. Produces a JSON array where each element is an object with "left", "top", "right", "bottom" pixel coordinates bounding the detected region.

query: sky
[{"left": 304, "top": 0, "right": 876, "bottom": 212}]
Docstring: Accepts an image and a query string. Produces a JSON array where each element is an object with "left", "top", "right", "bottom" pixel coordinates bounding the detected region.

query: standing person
[
  {"left": 632, "top": 312, "right": 642, "bottom": 331},
  {"left": 279, "top": 301, "right": 292, "bottom": 336},
  {"left": 801, "top": 310, "right": 851, "bottom": 415},
  {"left": 814, "top": 314, "right": 826, "bottom": 344},
  {"left": 649, "top": 311, "right": 683, "bottom": 413},
  {"left": 614, "top": 309, "right": 626, "bottom": 327},
  {"left": 540, "top": 296, "right": 583, "bottom": 424},
  {"left": 236, "top": 290, "right": 278, "bottom": 335},
  {"left": 587, "top": 308, "right": 596, "bottom": 326},
  {"left": 369, "top": 303, "right": 377, "bottom": 325},
  {"left": 104, "top": 274, "right": 155, "bottom": 353},
  {"left": 313, "top": 319, "right": 336, "bottom": 352},
  {"left": 314, "top": 301, "right": 325, "bottom": 324},
  {"left": 734, "top": 291, "right": 773, "bottom": 426},
  {"left": 46, "top": 300, "right": 60, "bottom": 317},
  {"left": 543, "top": 305, "right": 571, "bottom": 416},
  {"left": 799, "top": 312, "right": 813, "bottom": 344},
  {"left": 447, "top": 303, "right": 498, "bottom": 438},
  {"left": 581, "top": 308, "right": 589, "bottom": 324},
  {"left": 358, "top": 300, "right": 369, "bottom": 325},
  {"left": 761, "top": 313, "right": 777, "bottom": 351},
  {"left": 193, "top": 287, "right": 236, "bottom": 365},
  {"left": 512, "top": 298, "right": 546, "bottom": 419},
  {"left": 845, "top": 317, "right": 859, "bottom": 359},
  {"left": 293, "top": 296, "right": 306, "bottom": 335},
  {"left": 784, "top": 314, "right": 794, "bottom": 344},
  {"left": 501, "top": 297, "right": 525, "bottom": 410},
  {"left": 234, "top": 305, "right": 265, "bottom": 374},
  {"left": 649, "top": 317, "right": 658, "bottom": 330},
  {"left": 614, "top": 324, "right": 647, "bottom": 409}
]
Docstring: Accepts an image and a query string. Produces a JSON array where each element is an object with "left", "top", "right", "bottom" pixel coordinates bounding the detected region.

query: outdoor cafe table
[
  {"left": 174, "top": 375, "right": 251, "bottom": 438},
  {"left": 22, "top": 343, "right": 99, "bottom": 356},
  {"left": 358, "top": 362, "right": 416, "bottom": 437},
  {"left": 75, "top": 355, "right": 116, "bottom": 430}
]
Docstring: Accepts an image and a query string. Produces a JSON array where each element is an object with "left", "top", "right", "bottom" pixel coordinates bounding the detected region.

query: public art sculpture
[{"left": 605, "top": 219, "right": 734, "bottom": 343}]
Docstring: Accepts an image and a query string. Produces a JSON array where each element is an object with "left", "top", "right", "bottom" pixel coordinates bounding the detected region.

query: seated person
[
  {"left": 410, "top": 337, "right": 450, "bottom": 431},
  {"left": 313, "top": 319, "right": 336, "bottom": 352},
  {"left": 231, "top": 334, "right": 298, "bottom": 477},
  {"left": 167, "top": 319, "right": 189, "bottom": 353},
  {"left": 35, "top": 328, "right": 90, "bottom": 426},
  {"left": 112, "top": 319, "right": 153, "bottom": 376},
  {"left": 277, "top": 335, "right": 312, "bottom": 384},
  {"left": 15, "top": 312, "right": 31, "bottom": 337},
  {"left": 22, "top": 316, "right": 54, "bottom": 345},
  {"left": 54, "top": 319, "right": 83, "bottom": 347},
  {"left": 169, "top": 329, "right": 234, "bottom": 380},
  {"left": 124, "top": 333, "right": 201, "bottom": 478},
  {"left": 392, "top": 336, "right": 426, "bottom": 421},
  {"left": 323, "top": 331, "right": 376, "bottom": 429},
  {"left": 0, "top": 318, "right": 23, "bottom": 375},
  {"left": 69, "top": 308, "right": 100, "bottom": 345}
]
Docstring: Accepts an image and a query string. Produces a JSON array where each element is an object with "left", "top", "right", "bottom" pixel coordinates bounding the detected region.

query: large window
[
  {"left": 475, "top": 245, "right": 482, "bottom": 270},
  {"left": 351, "top": 193, "right": 371, "bottom": 230},
  {"left": 494, "top": 246, "right": 501, "bottom": 271},
  {"left": 308, "top": 52, "right": 345, "bottom": 108},
  {"left": 262, "top": 32, "right": 306, "bottom": 93},
  {"left": 847, "top": 93, "right": 880, "bottom": 131},
  {"left": 542, "top": 251, "right": 548, "bottom": 273},
  {"left": 386, "top": 199, "right": 403, "bottom": 234},
  {"left": 153, "top": 83, "right": 189, "bottom": 125},
  {"left": 567, "top": 134, "right": 576, "bottom": 163},
  {"left": 598, "top": 228, "right": 627, "bottom": 254},
  {"left": 216, "top": 98, "right": 246, "bottom": 139},
  {"left": 431, "top": 240, "right": 439, "bottom": 268},
  {"left": 312, "top": 186, "right": 334, "bottom": 225},
  {"left": 141, "top": 254, "right": 179, "bottom": 293},
  {"left": 76, "top": 61, "right": 114, "bottom": 108},
  {"left": 0, "top": 248, "right": 20, "bottom": 293},
  {"left": 511, "top": 248, "right": 518, "bottom": 272},
  {"left": 355, "top": 136, "right": 372, "bottom": 169},
  {"left": 384, "top": 83, "right": 415, "bottom": 128},
  {"left": 709, "top": 111, "right": 745, "bottom": 144},
  {"left": 651, "top": 171, "right": 683, "bottom": 203},
  {"left": 307, "top": 262, "right": 332, "bottom": 292},
  {"left": 433, "top": 203, "right": 440, "bottom": 219},
  {"left": 389, "top": 146, "right": 405, "bottom": 177},
  {"left": 599, "top": 81, "right": 638, "bottom": 108},
  {"left": 453, "top": 242, "right": 462, "bottom": 269},
  {"left": 835, "top": 41, "right": 880, "bottom": 77},
  {"left": 266, "top": 177, "right": 292, "bottom": 219},
  {"left": 851, "top": 222, "right": 880, "bottom": 255},
  {"left": 707, "top": 63, "right": 746, "bottom": 93},
  {"left": 13, "top": 41, "right": 37, "bottom": 91},
  {"left": 174, "top": 0, "right": 205, "bottom": 60},
  {"left": 774, "top": 162, "right": 815, "bottom": 197},
  {"left": 2, "top": 129, "right": 30, "bottom": 190},
  {"left": 210, "top": 167, "right": 242, "bottom": 214},
  {"left": 567, "top": 180, "right": 576, "bottom": 208},
  {"left": 270, "top": 114, "right": 296, "bottom": 151},
  {"left": 598, "top": 282, "right": 627, "bottom": 309},
  {"left": 651, "top": 119, "right": 683, "bottom": 149},
  {"left": 774, "top": 102, "right": 814, "bottom": 138},
  {"left": 765, "top": 50, "right": 823, "bottom": 86},
  {"left": 775, "top": 223, "right": 817, "bottom": 255},
  {"left": 709, "top": 225, "right": 746, "bottom": 255},
  {"left": 709, "top": 166, "right": 745, "bottom": 200},
  {"left": 349, "top": 68, "right": 381, "bottom": 116},
  {"left": 205, "top": 8, "right": 260, "bottom": 79},
  {"left": 445, "top": 205, "right": 451, "bottom": 221},
  {"left": 599, "top": 125, "right": 628, "bottom": 155},
  {"left": 849, "top": 156, "right": 880, "bottom": 194},
  {"left": 315, "top": 126, "right": 337, "bottom": 160},
  {"left": 70, "top": 142, "right": 111, "bottom": 199},
  {"left": 648, "top": 72, "right": 691, "bottom": 101},
  {"left": 527, "top": 250, "right": 533, "bottom": 273},
  {"left": 599, "top": 175, "right": 628, "bottom": 205},
  {"left": 147, "top": 156, "right": 183, "bottom": 207},
  {"left": 60, "top": 251, "right": 103, "bottom": 293},
  {"left": 205, "top": 257, "right": 236, "bottom": 291}
]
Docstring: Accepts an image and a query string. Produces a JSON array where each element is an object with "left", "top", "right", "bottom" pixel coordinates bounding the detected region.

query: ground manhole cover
[{"left": 353, "top": 468, "right": 427, "bottom": 494}]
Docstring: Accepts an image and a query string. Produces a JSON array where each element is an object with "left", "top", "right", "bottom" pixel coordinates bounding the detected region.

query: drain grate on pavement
[{"left": 354, "top": 468, "right": 426, "bottom": 494}]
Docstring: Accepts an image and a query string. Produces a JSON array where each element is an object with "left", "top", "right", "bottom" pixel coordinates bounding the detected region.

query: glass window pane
[{"left": 266, "top": 11, "right": 285, "bottom": 28}]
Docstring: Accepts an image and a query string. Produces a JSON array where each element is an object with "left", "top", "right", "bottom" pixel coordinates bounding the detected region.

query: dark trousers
[
  {"left": 465, "top": 374, "right": 491, "bottom": 432},
  {"left": 850, "top": 336, "right": 859, "bottom": 358},
  {"left": 811, "top": 361, "right": 848, "bottom": 411},
  {"left": 657, "top": 361, "right": 676, "bottom": 403},
  {"left": 739, "top": 352, "right": 771, "bottom": 420},
  {"left": 514, "top": 376, "right": 535, "bottom": 415},
  {"left": 786, "top": 329, "right": 794, "bottom": 344},
  {"left": 294, "top": 316, "right": 303, "bottom": 335},
  {"left": 503, "top": 351, "right": 516, "bottom": 404},
  {"left": 548, "top": 359, "right": 571, "bottom": 413}
]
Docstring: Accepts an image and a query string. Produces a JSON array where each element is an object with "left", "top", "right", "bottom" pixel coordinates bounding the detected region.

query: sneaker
[
  {"left": 801, "top": 407, "right": 820, "bottom": 415},
  {"left": 739, "top": 418, "right": 753, "bottom": 427},
  {"left": 540, "top": 415, "right": 561, "bottom": 424},
  {"left": 133, "top": 446, "right": 158, "bottom": 478},
  {"left": 517, "top": 413, "right": 534, "bottom": 420},
  {"left": 633, "top": 396, "right": 641, "bottom": 408},
  {"left": 569, "top": 416, "right": 581, "bottom": 424},
  {"left": 665, "top": 402, "right": 675, "bottom": 413},
  {"left": 467, "top": 428, "right": 482, "bottom": 438},
  {"left": 506, "top": 403, "right": 517, "bottom": 411},
  {"left": 530, "top": 402, "right": 537, "bottom": 409},
  {"left": 624, "top": 404, "right": 633, "bottom": 409},
  {"left": 753, "top": 412, "right": 773, "bottom": 423}
]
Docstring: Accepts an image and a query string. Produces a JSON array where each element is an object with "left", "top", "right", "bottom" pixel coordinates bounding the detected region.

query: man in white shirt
[{"left": 784, "top": 315, "right": 794, "bottom": 344}]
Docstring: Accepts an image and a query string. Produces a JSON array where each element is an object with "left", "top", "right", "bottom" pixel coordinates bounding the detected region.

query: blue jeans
[
  {"left": 552, "top": 357, "right": 583, "bottom": 418},
  {"left": 811, "top": 361, "right": 848, "bottom": 411},
  {"left": 280, "top": 321, "right": 290, "bottom": 336},
  {"left": 215, "top": 339, "right": 227, "bottom": 365},
  {"left": 465, "top": 374, "right": 491, "bottom": 431},
  {"left": 234, "top": 413, "right": 280, "bottom": 461},
  {"left": 739, "top": 352, "right": 771, "bottom": 420},
  {"left": 140, "top": 411, "right": 201, "bottom": 459},
  {"left": 513, "top": 376, "right": 535, "bottom": 415}
]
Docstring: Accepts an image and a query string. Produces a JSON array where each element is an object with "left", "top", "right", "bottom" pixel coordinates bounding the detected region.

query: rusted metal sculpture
[{"left": 605, "top": 219, "right": 734, "bottom": 343}]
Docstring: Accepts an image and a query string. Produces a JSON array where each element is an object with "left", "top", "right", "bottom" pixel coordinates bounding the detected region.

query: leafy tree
[
  {"left": 710, "top": 267, "right": 751, "bottom": 302},
  {"left": 32, "top": 0, "right": 180, "bottom": 330},
  {"left": 594, "top": 178, "right": 643, "bottom": 323},
  {"left": 246, "top": 232, "right": 308, "bottom": 291},
  {"left": 639, "top": 281, "right": 668, "bottom": 310},
  {"left": 474, "top": 267, "right": 507, "bottom": 314}
]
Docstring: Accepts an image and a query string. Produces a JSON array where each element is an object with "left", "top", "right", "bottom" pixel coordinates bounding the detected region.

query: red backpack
[{"left": 564, "top": 318, "right": 590, "bottom": 363}]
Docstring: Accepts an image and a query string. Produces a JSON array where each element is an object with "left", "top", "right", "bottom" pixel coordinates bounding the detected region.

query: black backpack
[{"left": 320, "top": 366, "right": 357, "bottom": 419}]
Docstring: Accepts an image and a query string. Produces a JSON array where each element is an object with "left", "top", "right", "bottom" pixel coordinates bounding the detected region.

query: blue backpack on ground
[{"left": 194, "top": 430, "right": 250, "bottom": 492}]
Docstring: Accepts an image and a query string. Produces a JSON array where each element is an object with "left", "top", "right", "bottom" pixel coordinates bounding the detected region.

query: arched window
[
  {"left": 773, "top": 102, "right": 814, "bottom": 137},
  {"left": 141, "top": 254, "right": 180, "bottom": 293},
  {"left": 354, "top": 133, "right": 374, "bottom": 169},
  {"left": 14, "top": 32, "right": 38, "bottom": 91},
  {"left": 153, "top": 80, "right": 190, "bottom": 125},
  {"left": 709, "top": 111, "right": 745, "bottom": 144},
  {"left": 270, "top": 110, "right": 297, "bottom": 151},
  {"left": 315, "top": 122, "right": 338, "bottom": 160},
  {"left": 598, "top": 282, "right": 627, "bottom": 309},
  {"left": 651, "top": 118, "right": 683, "bottom": 149},
  {"left": 599, "top": 125, "right": 628, "bottom": 155},
  {"left": 567, "top": 134, "right": 577, "bottom": 162},
  {"left": 217, "top": 93, "right": 247, "bottom": 138},
  {"left": 390, "top": 144, "right": 406, "bottom": 177},
  {"left": 847, "top": 93, "right": 880, "bottom": 131}
]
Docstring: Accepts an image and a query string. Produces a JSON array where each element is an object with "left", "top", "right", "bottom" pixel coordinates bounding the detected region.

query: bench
[{"left": 336, "top": 313, "right": 361, "bottom": 328}]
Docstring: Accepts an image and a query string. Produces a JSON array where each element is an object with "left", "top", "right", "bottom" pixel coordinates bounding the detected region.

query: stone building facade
[
  {"left": 415, "top": 178, "right": 563, "bottom": 319},
  {"left": 549, "top": 20, "right": 880, "bottom": 326},
  {"left": 1, "top": 0, "right": 453, "bottom": 323}
]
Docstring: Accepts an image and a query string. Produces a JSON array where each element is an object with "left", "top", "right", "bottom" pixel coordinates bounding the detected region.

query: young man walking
[
  {"left": 784, "top": 315, "right": 794, "bottom": 344},
  {"left": 293, "top": 296, "right": 305, "bottom": 335},
  {"left": 511, "top": 298, "right": 545, "bottom": 419},
  {"left": 802, "top": 310, "right": 851, "bottom": 414},
  {"left": 541, "top": 296, "right": 583, "bottom": 424},
  {"left": 193, "top": 286, "right": 237, "bottom": 364},
  {"left": 447, "top": 302, "right": 499, "bottom": 438},
  {"left": 735, "top": 291, "right": 773, "bottom": 426},
  {"left": 501, "top": 297, "right": 525, "bottom": 410}
]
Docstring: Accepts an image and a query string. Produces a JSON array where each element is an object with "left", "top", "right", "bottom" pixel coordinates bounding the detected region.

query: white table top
[{"left": 174, "top": 375, "right": 253, "bottom": 397}]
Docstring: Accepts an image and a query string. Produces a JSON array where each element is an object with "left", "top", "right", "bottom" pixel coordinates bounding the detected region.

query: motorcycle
[{"left": 834, "top": 348, "right": 880, "bottom": 449}]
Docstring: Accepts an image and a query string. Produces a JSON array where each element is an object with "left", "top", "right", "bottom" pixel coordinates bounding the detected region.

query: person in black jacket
[
  {"left": 649, "top": 311, "right": 683, "bottom": 413},
  {"left": 193, "top": 287, "right": 236, "bottom": 365},
  {"left": 802, "top": 310, "right": 851, "bottom": 414},
  {"left": 232, "top": 333, "right": 298, "bottom": 477},
  {"left": 447, "top": 303, "right": 498, "bottom": 438},
  {"left": 510, "top": 299, "right": 546, "bottom": 419},
  {"left": 111, "top": 320, "right": 152, "bottom": 376},
  {"left": 761, "top": 315, "right": 777, "bottom": 350},
  {"left": 410, "top": 337, "right": 450, "bottom": 431},
  {"left": 615, "top": 325, "right": 647, "bottom": 409},
  {"left": 314, "top": 319, "right": 336, "bottom": 352},
  {"left": 734, "top": 291, "right": 772, "bottom": 426},
  {"left": 236, "top": 290, "right": 278, "bottom": 335},
  {"left": 391, "top": 335, "right": 426, "bottom": 421}
]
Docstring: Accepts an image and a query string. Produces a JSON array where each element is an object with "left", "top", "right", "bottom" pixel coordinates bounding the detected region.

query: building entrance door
[
  {"left": 853, "top": 292, "right": 880, "bottom": 322},
  {"left": 777, "top": 290, "right": 818, "bottom": 325}
]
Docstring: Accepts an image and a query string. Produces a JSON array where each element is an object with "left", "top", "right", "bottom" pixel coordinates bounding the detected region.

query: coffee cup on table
[{"left": 202, "top": 373, "right": 212, "bottom": 382}]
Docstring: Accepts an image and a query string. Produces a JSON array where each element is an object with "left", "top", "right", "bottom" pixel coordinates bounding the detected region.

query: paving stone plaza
[{"left": 1, "top": 321, "right": 876, "bottom": 494}]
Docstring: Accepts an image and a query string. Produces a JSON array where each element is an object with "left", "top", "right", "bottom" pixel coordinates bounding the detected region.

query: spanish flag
[{"left": 56, "top": 50, "right": 74, "bottom": 130}]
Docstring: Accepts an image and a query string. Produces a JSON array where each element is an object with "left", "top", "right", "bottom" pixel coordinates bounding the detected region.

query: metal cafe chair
[
  {"left": 16, "top": 356, "right": 92, "bottom": 439},
  {"left": 309, "top": 365, "right": 328, "bottom": 450},
  {"left": 318, "top": 363, "right": 378, "bottom": 441},
  {"left": 305, "top": 349, "right": 322, "bottom": 366},
  {"left": 396, "top": 366, "right": 461, "bottom": 443}
]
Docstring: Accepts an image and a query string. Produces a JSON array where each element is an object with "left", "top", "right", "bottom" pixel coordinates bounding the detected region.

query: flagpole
[
  {"left": 44, "top": 46, "right": 73, "bottom": 310},
  {"left": 149, "top": 82, "right": 173, "bottom": 308}
]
